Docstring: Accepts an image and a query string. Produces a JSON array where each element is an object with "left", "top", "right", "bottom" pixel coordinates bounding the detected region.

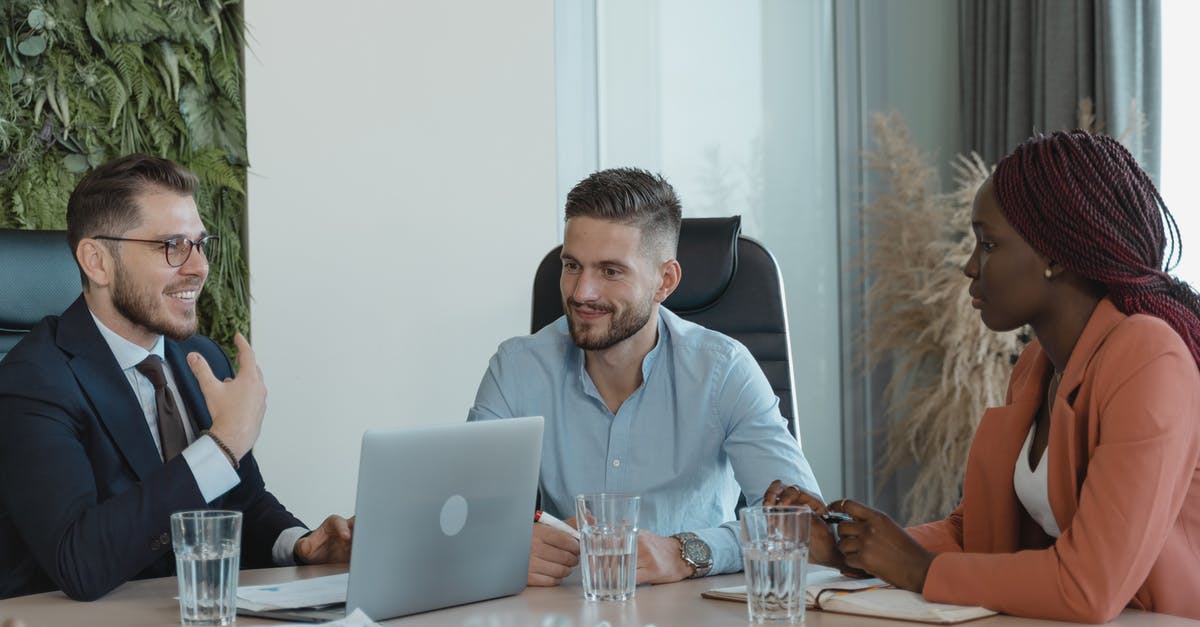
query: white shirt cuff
[
  {"left": 181, "top": 435, "right": 241, "bottom": 502},
  {"left": 273, "top": 526, "right": 311, "bottom": 566}
]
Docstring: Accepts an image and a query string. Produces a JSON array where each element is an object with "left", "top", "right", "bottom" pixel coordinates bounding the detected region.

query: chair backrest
[
  {"left": 0, "top": 229, "right": 81, "bottom": 362},
  {"left": 530, "top": 216, "right": 799, "bottom": 436}
]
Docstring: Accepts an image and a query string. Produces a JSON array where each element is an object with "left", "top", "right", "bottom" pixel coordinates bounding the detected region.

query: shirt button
[
  {"left": 160, "top": 532, "right": 170, "bottom": 544},
  {"left": 612, "top": 459, "right": 621, "bottom": 468}
]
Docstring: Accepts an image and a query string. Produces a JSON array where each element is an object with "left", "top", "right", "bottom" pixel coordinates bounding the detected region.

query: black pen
[{"left": 820, "top": 511, "right": 853, "bottom": 525}]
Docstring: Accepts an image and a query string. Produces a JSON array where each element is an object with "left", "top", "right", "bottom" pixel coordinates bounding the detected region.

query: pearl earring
[{"left": 1044, "top": 268, "right": 1053, "bottom": 279}]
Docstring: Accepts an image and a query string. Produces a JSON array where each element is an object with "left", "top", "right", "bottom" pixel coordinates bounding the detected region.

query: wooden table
[{"left": 2, "top": 565, "right": 1197, "bottom": 626}]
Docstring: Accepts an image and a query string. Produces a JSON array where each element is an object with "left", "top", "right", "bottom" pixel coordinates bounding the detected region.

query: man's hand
[
  {"left": 188, "top": 333, "right": 267, "bottom": 461},
  {"left": 295, "top": 515, "right": 354, "bottom": 564},
  {"left": 762, "top": 479, "right": 844, "bottom": 568},
  {"left": 831, "top": 499, "right": 934, "bottom": 592},
  {"left": 528, "top": 523, "right": 579, "bottom": 586},
  {"left": 635, "top": 531, "right": 693, "bottom": 584}
]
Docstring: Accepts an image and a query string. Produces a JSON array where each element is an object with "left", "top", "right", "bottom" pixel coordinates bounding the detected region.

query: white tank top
[{"left": 1013, "top": 422, "right": 1061, "bottom": 538}]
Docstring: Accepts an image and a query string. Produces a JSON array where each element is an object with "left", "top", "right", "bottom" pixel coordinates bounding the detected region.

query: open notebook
[{"left": 703, "top": 566, "right": 997, "bottom": 625}]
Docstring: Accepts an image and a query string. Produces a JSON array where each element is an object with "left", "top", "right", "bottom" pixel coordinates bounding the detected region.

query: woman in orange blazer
[{"left": 770, "top": 130, "right": 1200, "bottom": 622}]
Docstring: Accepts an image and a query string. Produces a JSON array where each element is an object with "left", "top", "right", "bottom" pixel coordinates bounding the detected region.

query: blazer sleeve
[
  {"left": 921, "top": 337, "right": 1200, "bottom": 623},
  {"left": 189, "top": 337, "right": 306, "bottom": 568},
  {"left": 906, "top": 505, "right": 965, "bottom": 553},
  {"left": 219, "top": 450, "right": 305, "bottom": 568},
  {"left": 0, "top": 374, "right": 209, "bottom": 601}
]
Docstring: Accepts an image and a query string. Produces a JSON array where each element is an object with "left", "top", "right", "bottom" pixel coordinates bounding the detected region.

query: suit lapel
[
  {"left": 1046, "top": 298, "right": 1127, "bottom": 532},
  {"left": 966, "top": 401, "right": 1039, "bottom": 553},
  {"left": 165, "top": 341, "right": 213, "bottom": 431},
  {"left": 56, "top": 297, "right": 163, "bottom": 482}
]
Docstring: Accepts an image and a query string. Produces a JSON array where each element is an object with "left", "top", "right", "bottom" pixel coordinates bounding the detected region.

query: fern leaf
[
  {"left": 98, "top": 66, "right": 128, "bottom": 128},
  {"left": 187, "top": 148, "right": 245, "bottom": 194}
]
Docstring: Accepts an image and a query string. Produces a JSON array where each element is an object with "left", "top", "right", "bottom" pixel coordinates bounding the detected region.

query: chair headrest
[
  {"left": 664, "top": 216, "right": 741, "bottom": 312},
  {"left": 0, "top": 229, "right": 81, "bottom": 330}
]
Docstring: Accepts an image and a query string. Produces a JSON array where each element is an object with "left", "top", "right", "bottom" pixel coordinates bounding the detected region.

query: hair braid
[{"left": 992, "top": 130, "right": 1200, "bottom": 368}]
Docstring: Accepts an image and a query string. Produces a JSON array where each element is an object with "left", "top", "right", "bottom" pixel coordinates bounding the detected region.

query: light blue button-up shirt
[{"left": 468, "top": 308, "right": 821, "bottom": 575}]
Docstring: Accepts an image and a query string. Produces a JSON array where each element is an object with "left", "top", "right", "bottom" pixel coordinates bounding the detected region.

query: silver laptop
[{"left": 239, "top": 416, "right": 543, "bottom": 623}]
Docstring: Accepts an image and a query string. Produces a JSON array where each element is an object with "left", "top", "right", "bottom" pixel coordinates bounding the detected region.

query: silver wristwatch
[{"left": 672, "top": 531, "right": 713, "bottom": 578}]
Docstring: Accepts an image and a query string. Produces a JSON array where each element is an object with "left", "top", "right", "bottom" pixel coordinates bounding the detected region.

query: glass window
[
  {"left": 1161, "top": 0, "right": 1200, "bottom": 284},
  {"left": 557, "top": 0, "right": 843, "bottom": 492}
]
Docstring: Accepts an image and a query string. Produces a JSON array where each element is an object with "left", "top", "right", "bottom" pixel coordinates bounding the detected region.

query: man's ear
[
  {"left": 77, "top": 239, "right": 114, "bottom": 289},
  {"left": 654, "top": 258, "right": 682, "bottom": 303}
]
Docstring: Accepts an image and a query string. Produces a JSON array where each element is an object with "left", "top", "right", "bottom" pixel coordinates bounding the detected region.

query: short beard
[
  {"left": 566, "top": 296, "right": 654, "bottom": 351},
  {"left": 110, "top": 256, "right": 198, "bottom": 342}
]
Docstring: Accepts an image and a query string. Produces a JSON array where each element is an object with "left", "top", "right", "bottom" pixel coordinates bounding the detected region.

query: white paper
[
  {"left": 236, "top": 573, "right": 348, "bottom": 611},
  {"left": 275, "top": 608, "right": 382, "bottom": 627}
]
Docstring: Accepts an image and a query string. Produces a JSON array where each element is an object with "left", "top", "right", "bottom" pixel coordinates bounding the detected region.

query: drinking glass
[
  {"left": 575, "top": 493, "right": 640, "bottom": 601},
  {"left": 739, "top": 505, "right": 811, "bottom": 624},
  {"left": 171, "top": 510, "right": 242, "bottom": 625}
]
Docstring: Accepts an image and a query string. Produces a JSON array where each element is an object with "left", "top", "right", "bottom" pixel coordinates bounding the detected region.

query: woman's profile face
[{"left": 964, "top": 177, "right": 1051, "bottom": 331}]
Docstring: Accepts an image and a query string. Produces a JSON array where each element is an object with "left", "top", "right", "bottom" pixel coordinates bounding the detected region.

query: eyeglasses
[{"left": 92, "top": 235, "right": 220, "bottom": 268}]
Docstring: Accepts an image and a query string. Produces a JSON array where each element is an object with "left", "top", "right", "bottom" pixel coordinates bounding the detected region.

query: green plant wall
[{"left": 1, "top": 0, "right": 249, "bottom": 352}]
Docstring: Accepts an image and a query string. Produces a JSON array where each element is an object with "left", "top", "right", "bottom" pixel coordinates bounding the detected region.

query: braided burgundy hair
[{"left": 992, "top": 130, "right": 1200, "bottom": 368}]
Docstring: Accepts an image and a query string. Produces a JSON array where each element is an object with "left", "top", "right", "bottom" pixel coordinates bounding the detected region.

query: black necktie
[{"left": 135, "top": 355, "right": 188, "bottom": 461}]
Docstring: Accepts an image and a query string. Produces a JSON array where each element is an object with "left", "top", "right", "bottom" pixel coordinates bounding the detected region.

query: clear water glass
[
  {"left": 575, "top": 493, "right": 640, "bottom": 601},
  {"left": 171, "top": 510, "right": 242, "bottom": 625},
  {"left": 739, "top": 505, "right": 811, "bottom": 624}
]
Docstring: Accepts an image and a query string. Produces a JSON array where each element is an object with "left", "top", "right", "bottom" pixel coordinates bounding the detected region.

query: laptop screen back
[{"left": 346, "top": 416, "right": 543, "bottom": 621}]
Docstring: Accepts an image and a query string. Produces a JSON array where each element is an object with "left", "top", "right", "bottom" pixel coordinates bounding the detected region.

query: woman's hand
[
  {"left": 829, "top": 499, "right": 935, "bottom": 592},
  {"left": 760, "top": 480, "right": 843, "bottom": 569}
]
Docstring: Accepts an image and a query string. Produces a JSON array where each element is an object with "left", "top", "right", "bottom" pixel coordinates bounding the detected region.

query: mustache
[{"left": 566, "top": 298, "right": 614, "bottom": 314}]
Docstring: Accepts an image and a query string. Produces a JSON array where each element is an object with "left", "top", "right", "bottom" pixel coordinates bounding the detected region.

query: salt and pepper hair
[
  {"left": 993, "top": 130, "right": 1200, "bottom": 367},
  {"left": 564, "top": 167, "right": 683, "bottom": 263}
]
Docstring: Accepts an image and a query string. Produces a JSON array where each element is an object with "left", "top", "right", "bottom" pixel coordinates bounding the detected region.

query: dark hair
[
  {"left": 564, "top": 167, "right": 682, "bottom": 261},
  {"left": 993, "top": 130, "right": 1200, "bottom": 366},
  {"left": 66, "top": 153, "right": 198, "bottom": 284}
]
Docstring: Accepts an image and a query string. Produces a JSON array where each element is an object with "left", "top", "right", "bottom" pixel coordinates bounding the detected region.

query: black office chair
[
  {"left": 530, "top": 216, "right": 800, "bottom": 436},
  {"left": 0, "top": 229, "right": 81, "bottom": 362}
]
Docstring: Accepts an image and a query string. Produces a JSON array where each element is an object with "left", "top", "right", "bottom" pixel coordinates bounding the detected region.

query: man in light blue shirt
[{"left": 469, "top": 168, "right": 821, "bottom": 586}]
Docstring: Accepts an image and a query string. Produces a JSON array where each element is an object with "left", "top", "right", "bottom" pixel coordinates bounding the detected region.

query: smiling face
[
  {"left": 560, "top": 216, "right": 664, "bottom": 351},
  {"left": 103, "top": 187, "right": 209, "bottom": 345},
  {"left": 964, "top": 177, "right": 1053, "bottom": 331}
]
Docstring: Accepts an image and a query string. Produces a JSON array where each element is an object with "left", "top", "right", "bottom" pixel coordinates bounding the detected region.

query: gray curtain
[{"left": 960, "top": 0, "right": 1161, "bottom": 179}]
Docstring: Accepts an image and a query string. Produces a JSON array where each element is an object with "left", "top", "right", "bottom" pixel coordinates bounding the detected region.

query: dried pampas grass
[{"left": 864, "top": 112, "right": 1027, "bottom": 525}]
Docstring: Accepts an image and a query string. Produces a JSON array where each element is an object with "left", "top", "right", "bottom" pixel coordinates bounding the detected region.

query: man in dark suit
[{"left": 0, "top": 154, "right": 352, "bottom": 601}]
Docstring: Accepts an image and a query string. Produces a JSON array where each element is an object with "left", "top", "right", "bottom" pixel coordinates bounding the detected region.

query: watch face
[{"left": 684, "top": 538, "right": 712, "bottom": 565}]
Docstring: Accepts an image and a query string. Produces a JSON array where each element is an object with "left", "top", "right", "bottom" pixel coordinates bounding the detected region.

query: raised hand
[{"left": 187, "top": 333, "right": 267, "bottom": 460}]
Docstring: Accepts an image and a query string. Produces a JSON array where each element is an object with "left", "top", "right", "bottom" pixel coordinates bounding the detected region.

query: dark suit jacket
[{"left": 0, "top": 297, "right": 305, "bottom": 600}]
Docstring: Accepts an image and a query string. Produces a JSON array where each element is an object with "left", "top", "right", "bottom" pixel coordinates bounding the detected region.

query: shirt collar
[
  {"left": 574, "top": 308, "right": 669, "bottom": 400},
  {"left": 89, "top": 311, "right": 165, "bottom": 370}
]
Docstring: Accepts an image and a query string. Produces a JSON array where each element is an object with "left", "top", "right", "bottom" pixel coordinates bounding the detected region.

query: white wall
[{"left": 244, "top": 0, "right": 558, "bottom": 525}]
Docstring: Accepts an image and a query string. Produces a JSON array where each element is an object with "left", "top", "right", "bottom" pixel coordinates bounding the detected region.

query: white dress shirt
[{"left": 1013, "top": 422, "right": 1061, "bottom": 538}]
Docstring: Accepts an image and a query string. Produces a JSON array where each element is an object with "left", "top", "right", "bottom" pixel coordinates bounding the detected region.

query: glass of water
[
  {"left": 575, "top": 493, "right": 640, "bottom": 601},
  {"left": 171, "top": 510, "right": 242, "bottom": 626},
  {"left": 739, "top": 505, "right": 811, "bottom": 624}
]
